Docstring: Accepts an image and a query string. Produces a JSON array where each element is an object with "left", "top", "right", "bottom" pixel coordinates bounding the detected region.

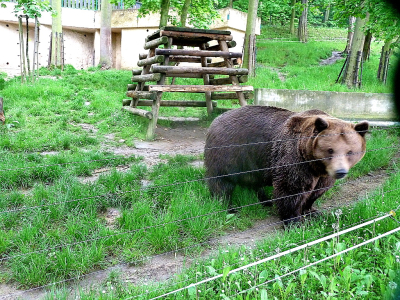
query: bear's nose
[{"left": 335, "top": 169, "right": 348, "bottom": 179}]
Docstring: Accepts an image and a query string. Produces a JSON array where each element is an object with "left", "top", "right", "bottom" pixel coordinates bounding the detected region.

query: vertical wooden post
[
  {"left": 200, "top": 43, "right": 213, "bottom": 115},
  {"left": 18, "top": 16, "right": 27, "bottom": 83},
  {"left": 219, "top": 40, "right": 247, "bottom": 106},
  {"left": 146, "top": 37, "right": 172, "bottom": 140}
]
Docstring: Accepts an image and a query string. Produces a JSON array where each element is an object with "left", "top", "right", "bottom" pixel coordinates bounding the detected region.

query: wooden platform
[{"left": 123, "top": 26, "right": 253, "bottom": 140}]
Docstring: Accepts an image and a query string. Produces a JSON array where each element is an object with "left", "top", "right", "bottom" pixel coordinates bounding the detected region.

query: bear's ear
[
  {"left": 314, "top": 117, "right": 329, "bottom": 133},
  {"left": 354, "top": 121, "right": 369, "bottom": 137}
]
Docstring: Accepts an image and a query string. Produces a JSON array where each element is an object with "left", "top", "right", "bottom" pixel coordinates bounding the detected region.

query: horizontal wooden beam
[
  {"left": 122, "top": 99, "right": 218, "bottom": 107},
  {"left": 127, "top": 84, "right": 150, "bottom": 91},
  {"left": 148, "top": 85, "right": 253, "bottom": 93},
  {"left": 122, "top": 106, "right": 153, "bottom": 119},
  {"left": 208, "top": 58, "right": 241, "bottom": 68},
  {"left": 209, "top": 75, "right": 248, "bottom": 85},
  {"left": 165, "top": 72, "right": 204, "bottom": 79},
  {"left": 169, "top": 56, "right": 212, "bottom": 64},
  {"left": 144, "top": 36, "right": 169, "bottom": 50},
  {"left": 151, "top": 65, "right": 249, "bottom": 76},
  {"left": 132, "top": 69, "right": 143, "bottom": 75},
  {"left": 155, "top": 48, "right": 242, "bottom": 58},
  {"left": 211, "top": 92, "right": 254, "bottom": 100},
  {"left": 137, "top": 55, "right": 165, "bottom": 67},
  {"left": 160, "top": 30, "right": 233, "bottom": 42},
  {"left": 132, "top": 73, "right": 161, "bottom": 83},
  {"left": 207, "top": 40, "right": 237, "bottom": 50},
  {"left": 139, "top": 53, "right": 148, "bottom": 60},
  {"left": 126, "top": 91, "right": 156, "bottom": 100}
]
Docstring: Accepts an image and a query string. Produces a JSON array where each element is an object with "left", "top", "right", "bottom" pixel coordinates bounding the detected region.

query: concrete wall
[
  {"left": 0, "top": 4, "right": 258, "bottom": 74},
  {"left": 255, "top": 89, "right": 396, "bottom": 121}
]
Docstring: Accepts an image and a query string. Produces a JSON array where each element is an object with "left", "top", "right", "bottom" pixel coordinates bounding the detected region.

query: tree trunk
[
  {"left": 343, "top": 16, "right": 356, "bottom": 54},
  {"left": 180, "top": 0, "right": 191, "bottom": 27},
  {"left": 242, "top": 0, "right": 259, "bottom": 77},
  {"left": 362, "top": 30, "right": 372, "bottom": 61},
  {"left": 323, "top": 3, "right": 330, "bottom": 23},
  {"left": 297, "top": 0, "right": 308, "bottom": 43},
  {"left": 99, "top": 0, "right": 113, "bottom": 69},
  {"left": 377, "top": 38, "right": 395, "bottom": 81},
  {"left": 50, "top": 0, "right": 63, "bottom": 67},
  {"left": 342, "top": 14, "right": 369, "bottom": 88},
  {"left": 289, "top": 0, "right": 296, "bottom": 35},
  {"left": 160, "top": 0, "right": 171, "bottom": 28}
]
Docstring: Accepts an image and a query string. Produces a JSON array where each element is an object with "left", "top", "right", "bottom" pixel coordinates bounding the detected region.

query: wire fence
[{"left": 0, "top": 125, "right": 399, "bottom": 299}]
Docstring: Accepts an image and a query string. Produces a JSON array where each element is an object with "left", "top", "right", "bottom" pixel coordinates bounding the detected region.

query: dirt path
[{"left": 0, "top": 120, "right": 393, "bottom": 300}]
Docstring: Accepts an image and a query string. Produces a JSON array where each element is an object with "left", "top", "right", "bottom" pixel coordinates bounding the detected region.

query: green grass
[{"left": 0, "top": 26, "right": 399, "bottom": 299}]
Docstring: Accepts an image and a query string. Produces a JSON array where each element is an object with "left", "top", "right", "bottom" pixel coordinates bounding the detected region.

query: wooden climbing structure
[{"left": 123, "top": 26, "right": 253, "bottom": 139}]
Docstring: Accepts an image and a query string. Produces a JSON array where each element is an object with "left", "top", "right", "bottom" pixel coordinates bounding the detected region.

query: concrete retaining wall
[{"left": 254, "top": 89, "right": 396, "bottom": 121}]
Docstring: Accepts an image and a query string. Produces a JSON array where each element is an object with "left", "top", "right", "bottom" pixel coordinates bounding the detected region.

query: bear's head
[{"left": 310, "top": 117, "right": 369, "bottom": 179}]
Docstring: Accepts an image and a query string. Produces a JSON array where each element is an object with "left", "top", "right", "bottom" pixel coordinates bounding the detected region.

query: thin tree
[
  {"left": 343, "top": 16, "right": 356, "bottom": 54},
  {"left": 180, "top": 0, "right": 190, "bottom": 27},
  {"left": 160, "top": 0, "right": 171, "bottom": 27},
  {"left": 342, "top": 13, "right": 370, "bottom": 88},
  {"left": 50, "top": 0, "right": 63, "bottom": 67},
  {"left": 298, "top": 0, "right": 308, "bottom": 43},
  {"left": 242, "top": 0, "right": 259, "bottom": 77},
  {"left": 289, "top": 0, "right": 296, "bottom": 35},
  {"left": 99, "top": 0, "right": 113, "bottom": 69}
]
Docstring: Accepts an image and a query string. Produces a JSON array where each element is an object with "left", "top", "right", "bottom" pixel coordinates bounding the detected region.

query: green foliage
[{"left": 12, "top": 0, "right": 53, "bottom": 18}]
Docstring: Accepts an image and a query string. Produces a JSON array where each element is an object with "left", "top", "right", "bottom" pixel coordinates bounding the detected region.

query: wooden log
[
  {"left": 146, "top": 37, "right": 173, "bottom": 140},
  {"left": 122, "top": 106, "right": 153, "bottom": 119},
  {"left": 165, "top": 72, "right": 204, "bottom": 78},
  {"left": 132, "top": 69, "right": 143, "bottom": 75},
  {"left": 207, "top": 40, "right": 237, "bottom": 51},
  {"left": 126, "top": 91, "right": 156, "bottom": 100},
  {"left": 132, "top": 73, "right": 161, "bottom": 83},
  {"left": 160, "top": 30, "right": 233, "bottom": 42},
  {"left": 155, "top": 48, "right": 242, "bottom": 58},
  {"left": 146, "top": 27, "right": 231, "bottom": 42},
  {"left": 137, "top": 55, "right": 165, "bottom": 67},
  {"left": 123, "top": 99, "right": 217, "bottom": 107},
  {"left": 219, "top": 40, "right": 247, "bottom": 106},
  {"left": 209, "top": 75, "right": 248, "bottom": 85},
  {"left": 144, "top": 36, "right": 169, "bottom": 50},
  {"left": 127, "top": 84, "right": 150, "bottom": 91},
  {"left": 169, "top": 56, "right": 212, "bottom": 63},
  {"left": 150, "top": 65, "right": 248, "bottom": 76},
  {"left": 139, "top": 53, "right": 148, "bottom": 60},
  {"left": 0, "top": 97, "right": 5, "bottom": 125},
  {"left": 211, "top": 92, "right": 254, "bottom": 100},
  {"left": 148, "top": 85, "right": 253, "bottom": 93},
  {"left": 208, "top": 58, "right": 241, "bottom": 68}
]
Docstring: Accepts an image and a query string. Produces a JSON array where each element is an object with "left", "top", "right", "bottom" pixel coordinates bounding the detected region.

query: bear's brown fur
[{"left": 204, "top": 106, "right": 369, "bottom": 225}]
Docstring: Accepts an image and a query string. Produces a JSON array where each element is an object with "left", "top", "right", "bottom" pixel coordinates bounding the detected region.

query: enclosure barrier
[{"left": 0, "top": 126, "right": 399, "bottom": 299}]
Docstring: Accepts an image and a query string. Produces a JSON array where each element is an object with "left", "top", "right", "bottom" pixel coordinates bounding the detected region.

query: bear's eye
[
  {"left": 328, "top": 148, "right": 334, "bottom": 154},
  {"left": 347, "top": 151, "right": 353, "bottom": 156}
]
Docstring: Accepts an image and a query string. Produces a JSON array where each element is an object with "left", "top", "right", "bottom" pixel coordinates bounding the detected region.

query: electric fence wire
[
  {"left": 0, "top": 125, "right": 397, "bottom": 173},
  {"left": 147, "top": 212, "right": 400, "bottom": 300},
  {"left": 0, "top": 211, "right": 391, "bottom": 300},
  {"left": 0, "top": 127, "right": 398, "bottom": 298},
  {"left": 0, "top": 145, "right": 397, "bottom": 215},
  {"left": 0, "top": 173, "right": 397, "bottom": 265}
]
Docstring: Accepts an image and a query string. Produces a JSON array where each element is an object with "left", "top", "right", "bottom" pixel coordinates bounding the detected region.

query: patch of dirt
[
  {"left": 320, "top": 51, "right": 344, "bottom": 65},
  {"left": 106, "top": 121, "right": 207, "bottom": 167},
  {"left": 0, "top": 121, "right": 395, "bottom": 300}
]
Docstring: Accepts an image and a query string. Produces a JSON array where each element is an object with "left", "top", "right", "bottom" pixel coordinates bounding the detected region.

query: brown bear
[{"left": 204, "top": 106, "right": 369, "bottom": 225}]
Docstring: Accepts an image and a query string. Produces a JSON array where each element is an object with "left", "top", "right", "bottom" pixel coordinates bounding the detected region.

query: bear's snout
[{"left": 334, "top": 169, "right": 348, "bottom": 179}]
